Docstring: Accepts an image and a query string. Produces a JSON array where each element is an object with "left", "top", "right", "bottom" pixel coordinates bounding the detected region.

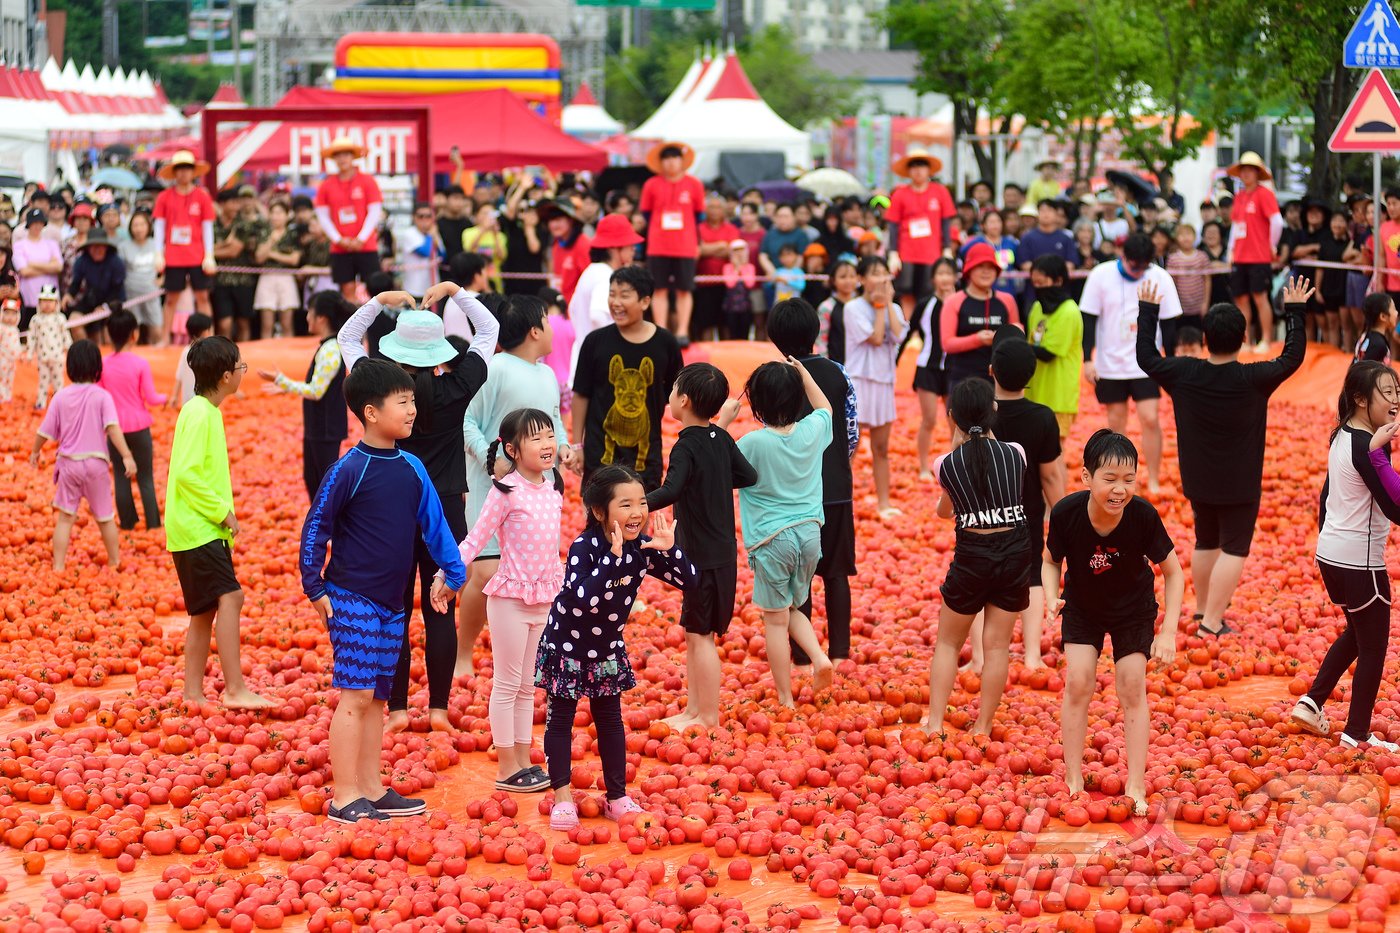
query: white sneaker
[
  {"left": 1290, "top": 697, "right": 1329, "bottom": 736},
  {"left": 1340, "top": 732, "right": 1400, "bottom": 752}
]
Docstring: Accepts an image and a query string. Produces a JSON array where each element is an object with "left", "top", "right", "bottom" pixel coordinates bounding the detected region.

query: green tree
[
  {"left": 605, "top": 18, "right": 856, "bottom": 130},
  {"left": 997, "top": 0, "right": 1149, "bottom": 180},
  {"left": 882, "top": 0, "right": 1013, "bottom": 182}
]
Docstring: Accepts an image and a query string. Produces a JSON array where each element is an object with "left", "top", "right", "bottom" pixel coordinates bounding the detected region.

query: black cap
[{"left": 23, "top": 207, "right": 45, "bottom": 227}]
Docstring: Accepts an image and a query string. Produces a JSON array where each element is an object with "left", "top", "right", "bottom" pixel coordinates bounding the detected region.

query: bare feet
[
  {"left": 918, "top": 470, "right": 933, "bottom": 481},
  {"left": 1148, "top": 479, "right": 1161, "bottom": 495},
  {"left": 878, "top": 506, "right": 903, "bottom": 521},
  {"left": 1128, "top": 792, "right": 1149, "bottom": 816},
  {"left": 958, "top": 660, "right": 983, "bottom": 676},
  {"left": 1066, "top": 775, "right": 1084, "bottom": 796},
  {"left": 182, "top": 692, "right": 208, "bottom": 707},
  {"left": 1023, "top": 656, "right": 1045, "bottom": 671},
  {"left": 452, "top": 656, "right": 474, "bottom": 680},
  {"left": 812, "top": 660, "right": 833, "bottom": 694},
  {"left": 662, "top": 710, "right": 697, "bottom": 729},
  {"left": 385, "top": 710, "right": 410, "bottom": 734},
  {"left": 428, "top": 709, "right": 453, "bottom": 732},
  {"left": 222, "top": 690, "right": 274, "bottom": 710},
  {"left": 918, "top": 716, "right": 941, "bottom": 734}
]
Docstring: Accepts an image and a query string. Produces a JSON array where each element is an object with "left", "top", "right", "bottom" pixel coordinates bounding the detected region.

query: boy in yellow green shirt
[
  {"left": 166, "top": 335, "right": 272, "bottom": 709},
  {"left": 1024, "top": 254, "right": 1083, "bottom": 438}
]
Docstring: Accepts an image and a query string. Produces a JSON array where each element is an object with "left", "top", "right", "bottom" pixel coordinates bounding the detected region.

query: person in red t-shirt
[
  {"left": 1226, "top": 151, "right": 1283, "bottom": 353},
  {"left": 693, "top": 192, "right": 740, "bottom": 342},
  {"left": 542, "top": 200, "right": 591, "bottom": 302},
  {"left": 151, "top": 150, "right": 216, "bottom": 347},
  {"left": 886, "top": 147, "right": 956, "bottom": 325},
  {"left": 640, "top": 142, "right": 706, "bottom": 347},
  {"left": 314, "top": 137, "right": 384, "bottom": 301}
]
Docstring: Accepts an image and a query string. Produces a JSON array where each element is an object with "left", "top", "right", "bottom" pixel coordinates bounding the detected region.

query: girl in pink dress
[{"left": 435, "top": 407, "right": 564, "bottom": 793}]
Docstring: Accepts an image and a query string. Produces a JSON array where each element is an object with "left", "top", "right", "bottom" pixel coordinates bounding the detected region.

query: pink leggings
[{"left": 488, "top": 596, "right": 548, "bottom": 748}]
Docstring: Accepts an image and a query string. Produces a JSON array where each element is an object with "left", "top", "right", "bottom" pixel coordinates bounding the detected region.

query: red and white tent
[
  {"left": 632, "top": 51, "right": 810, "bottom": 179},
  {"left": 561, "top": 82, "right": 622, "bottom": 140}
]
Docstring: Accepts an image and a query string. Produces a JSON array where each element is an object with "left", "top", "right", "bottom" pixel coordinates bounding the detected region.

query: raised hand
[
  {"left": 420, "top": 282, "right": 459, "bottom": 307},
  {"left": 256, "top": 369, "right": 279, "bottom": 383},
  {"left": 1137, "top": 280, "right": 1162, "bottom": 305},
  {"left": 374, "top": 290, "right": 417, "bottom": 310},
  {"left": 608, "top": 521, "right": 624, "bottom": 558},
  {"left": 1372, "top": 419, "right": 1400, "bottom": 451},
  {"left": 1281, "top": 275, "right": 1316, "bottom": 305},
  {"left": 642, "top": 511, "right": 677, "bottom": 551}
]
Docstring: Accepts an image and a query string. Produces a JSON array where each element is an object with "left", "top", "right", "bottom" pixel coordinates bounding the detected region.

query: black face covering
[{"left": 1037, "top": 285, "right": 1070, "bottom": 313}]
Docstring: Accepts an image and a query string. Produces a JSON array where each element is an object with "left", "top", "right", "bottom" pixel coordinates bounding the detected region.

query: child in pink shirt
[
  {"left": 434, "top": 407, "right": 563, "bottom": 793},
  {"left": 98, "top": 309, "right": 166, "bottom": 530},
  {"left": 29, "top": 340, "right": 136, "bottom": 571},
  {"left": 539, "top": 290, "right": 575, "bottom": 417}
]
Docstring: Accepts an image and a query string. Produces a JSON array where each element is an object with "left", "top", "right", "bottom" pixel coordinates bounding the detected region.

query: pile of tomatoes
[{"left": 0, "top": 372, "right": 1395, "bottom": 933}]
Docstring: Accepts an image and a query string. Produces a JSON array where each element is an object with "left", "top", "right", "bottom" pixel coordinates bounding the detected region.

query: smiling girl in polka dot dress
[
  {"left": 539, "top": 465, "right": 696, "bottom": 830},
  {"left": 436, "top": 408, "right": 565, "bottom": 794}
]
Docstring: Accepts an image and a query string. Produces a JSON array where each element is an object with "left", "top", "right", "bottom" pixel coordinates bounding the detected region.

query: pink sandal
[{"left": 550, "top": 801, "right": 579, "bottom": 831}]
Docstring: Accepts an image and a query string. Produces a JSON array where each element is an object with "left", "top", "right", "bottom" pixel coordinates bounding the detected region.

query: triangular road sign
[
  {"left": 1347, "top": 0, "right": 1400, "bottom": 68},
  {"left": 1330, "top": 69, "right": 1400, "bottom": 152}
]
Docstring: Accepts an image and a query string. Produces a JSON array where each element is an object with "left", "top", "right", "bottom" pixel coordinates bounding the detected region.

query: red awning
[{"left": 213, "top": 87, "right": 606, "bottom": 176}]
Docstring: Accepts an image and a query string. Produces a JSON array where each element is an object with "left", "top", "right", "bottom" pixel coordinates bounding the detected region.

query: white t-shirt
[
  {"left": 1093, "top": 217, "right": 1129, "bottom": 249},
  {"left": 1079, "top": 261, "right": 1181, "bottom": 381},
  {"left": 398, "top": 228, "right": 437, "bottom": 298},
  {"left": 567, "top": 262, "right": 614, "bottom": 384}
]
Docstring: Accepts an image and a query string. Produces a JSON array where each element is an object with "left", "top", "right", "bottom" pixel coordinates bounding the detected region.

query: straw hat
[
  {"left": 892, "top": 147, "right": 943, "bottom": 178},
  {"left": 645, "top": 141, "right": 695, "bottom": 175},
  {"left": 156, "top": 150, "right": 211, "bottom": 180},
  {"left": 1034, "top": 158, "right": 1061, "bottom": 172},
  {"left": 1226, "top": 151, "right": 1272, "bottom": 181},
  {"left": 321, "top": 136, "right": 367, "bottom": 160},
  {"left": 590, "top": 213, "right": 643, "bottom": 249},
  {"left": 377, "top": 310, "right": 458, "bottom": 369}
]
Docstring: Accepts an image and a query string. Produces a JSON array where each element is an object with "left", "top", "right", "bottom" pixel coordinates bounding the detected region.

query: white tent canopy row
[
  {"left": 561, "top": 82, "right": 621, "bottom": 140},
  {"left": 632, "top": 48, "right": 810, "bottom": 180},
  {"left": 0, "top": 58, "right": 185, "bottom": 134}
]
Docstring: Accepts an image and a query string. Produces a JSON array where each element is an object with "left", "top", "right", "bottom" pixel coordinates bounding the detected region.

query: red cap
[
  {"left": 962, "top": 241, "right": 1001, "bottom": 276},
  {"left": 589, "top": 213, "right": 643, "bottom": 250},
  {"left": 70, "top": 203, "right": 95, "bottom": 219}
]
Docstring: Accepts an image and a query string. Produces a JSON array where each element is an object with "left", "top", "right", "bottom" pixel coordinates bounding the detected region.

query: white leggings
[
  {"left": 36, "top": 358, "right": 63, "bottom": 402},
  {"left": 488, "top": 596, "right": 548, "bottom": 749}
]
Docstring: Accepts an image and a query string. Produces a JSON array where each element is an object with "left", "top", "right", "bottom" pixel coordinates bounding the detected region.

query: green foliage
[{"left": 604, "top": 18, "right": 856, "bottom": 130}]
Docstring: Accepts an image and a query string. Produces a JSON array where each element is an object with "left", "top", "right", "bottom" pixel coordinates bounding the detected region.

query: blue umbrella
[{"left": 90, "top": 166, "right": 143, "bottom": 190}]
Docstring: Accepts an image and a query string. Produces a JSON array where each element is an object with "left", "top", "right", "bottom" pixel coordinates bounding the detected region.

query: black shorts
[
  {"left": 1025, "top": 521, "right": 1045, "bottom": 582},
  {"left": 680, "top": 565, "right": 739, "bottom": 636},
  {"left": 1317, "top": 560, "right": 1392, "bottom": 613},
  {"left": 1061, "top": 608, "right": 1155, "bottom": 661},
  {"left": 913, "top": 364, "right": 948, "bottom": 396},
  {"left": 171, "top": 539, "right": 241, "bottom": 618},
  {"left": 815, "top": 501, "right": 856, "bottom": 578},
  {"left": 647, "top": 255, "right": 696, "bottom": 291},
  {"left": 1094, "top": 377, "right": 1159, "bottom": 404},
  {"left": 211, "top": 283, "right": 256, "bottom": 321},
  {"left": 940, "top": 527, "right": 1032, "bottom": 615},
  {"left": 895, "top": 262, "right": 934, "bottom": 304},
  {"left": 1191, "top": 500, "right": 1259, "bottom": 557},
  {"left": 166, "top": 265, "right": 211, "bottom": 293},
  {"left": 330, "top": 251, "right": 380, "bottom": 286},
  {"left": 1230, "top": 263, "right": 1273, "bottom": 297}
]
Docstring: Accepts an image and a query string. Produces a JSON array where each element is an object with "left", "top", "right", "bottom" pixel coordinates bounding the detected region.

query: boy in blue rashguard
[{"left": 300, "top": 358, "right": 468, "bottom": 825}]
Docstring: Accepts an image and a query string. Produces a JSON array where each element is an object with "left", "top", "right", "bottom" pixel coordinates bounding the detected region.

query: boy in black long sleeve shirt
[
  {"left": 1135, "top": 275, "right": 1310, "bottom": 636},
  {"left": 647, "top": 362, "right": 757, "bottom": 728}
]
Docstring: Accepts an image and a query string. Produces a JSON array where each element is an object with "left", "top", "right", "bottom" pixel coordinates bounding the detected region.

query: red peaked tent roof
[
  {"left": 209, "top": 83, "right": 245, "bottom": 106},
  {"left": 270, "top": 86, "right": 606, "bottom": 173},
  {"left": 706, "top": 53, "right": 760, "bottom": 102},
  {"left": 569, "top": 82, "right": 599, "bottom": 107}
]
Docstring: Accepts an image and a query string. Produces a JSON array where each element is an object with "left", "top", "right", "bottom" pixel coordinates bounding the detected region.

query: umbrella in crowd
[
  {"left": 1105, "top": 169, "right": 1158, "bottom": 205},
  {"left": 90, "top": 166, "right": 143, "bottom": 190},
  {"left": 797, "top": 167, "right": 868, "bottom": 200}
]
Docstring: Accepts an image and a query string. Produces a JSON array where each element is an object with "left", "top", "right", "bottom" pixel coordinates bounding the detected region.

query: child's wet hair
[
  {"left": 487, "top": 407, "right": 564, "bottom": 494},
  {"left": 583, "top": 465, "right": 646, "bottom": 529},
  {"left": 188, "top": 336, "right": 240, "bottom": 394},
  {"left": 745, "top": 361, "right": 804, "bottom": 428},
  {"left": 1083, "top": 428, "right": 1139, "bottom": 475},
  {"left": 673, "top": 362, "right": 729, "bottom": 421},
  {"left": 185, "top": 312, "right": 213, "bottom": 340},
  {"left": 767, "top": 298, "right": 819, "bottom": 358},
  {"left": 344, "top": 358, "right": 415, "bottom": 426},
  {"left": 498, "top": 295, "right": 548, "bottom": 351}
]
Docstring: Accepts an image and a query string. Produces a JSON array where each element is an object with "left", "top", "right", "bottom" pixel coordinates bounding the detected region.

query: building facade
[{"left": 742, "top": 0, "right": 887, "bottom": 51}]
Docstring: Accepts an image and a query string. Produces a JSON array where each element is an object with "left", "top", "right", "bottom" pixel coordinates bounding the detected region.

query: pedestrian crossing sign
[{"left": 1346, "top": 0, "right": 1400, "bottom": 68}]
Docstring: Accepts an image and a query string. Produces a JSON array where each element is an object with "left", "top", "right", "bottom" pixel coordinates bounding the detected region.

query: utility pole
[
  {"left": 232, "top": 1, "right": 241, "bottom": 93},
  {"left": 102, "top": 0, "right": 119, "bottom": 67}
]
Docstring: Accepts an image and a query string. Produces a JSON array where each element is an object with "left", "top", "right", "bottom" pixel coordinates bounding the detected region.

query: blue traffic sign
[{"left": 1347, "top": 0, "right": 1400, "bottom": 68}]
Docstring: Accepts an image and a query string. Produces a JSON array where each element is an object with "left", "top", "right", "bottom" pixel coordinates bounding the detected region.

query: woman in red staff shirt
[
  {"left": 314, "top": 137, "right": 384, "bottom": 301},
  {"left": 639, "top": 141, "right": 706, "bottom": 347},
  {"left": 541, "top": 200, "right": 591, "bottom": 303},
  {"left": 886, "top": 147, "right": 956, "bottom": 327},
  {"left": 151, "top": 150, "right": 216, "bottom": 348},
  {"left": 1226, "top": 151, "right": 1282, "bottom": 354}
]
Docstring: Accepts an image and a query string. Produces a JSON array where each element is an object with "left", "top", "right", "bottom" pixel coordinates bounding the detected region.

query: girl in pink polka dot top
[{"left": 442, "top": 407, "right": 564, "bottom": 793}]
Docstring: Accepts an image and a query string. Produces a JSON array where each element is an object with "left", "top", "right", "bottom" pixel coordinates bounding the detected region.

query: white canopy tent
[{"left": 561, "top": 82, "right": 622, "bottom": 139}]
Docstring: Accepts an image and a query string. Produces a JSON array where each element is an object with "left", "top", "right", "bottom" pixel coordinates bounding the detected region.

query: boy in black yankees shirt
[{"left": 1043, "top": 428, "right": 1182, "bottom": 816}]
